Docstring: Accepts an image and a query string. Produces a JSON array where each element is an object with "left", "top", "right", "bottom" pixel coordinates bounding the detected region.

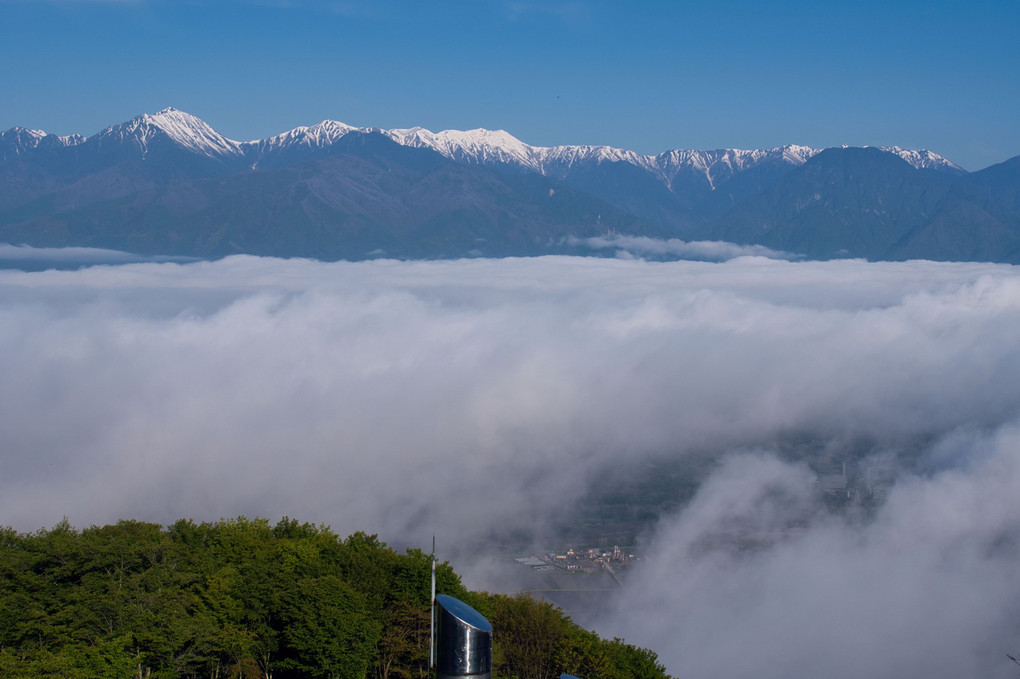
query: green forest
[{"left": 0, "top": 517, "right": 670, "bottom": 679}]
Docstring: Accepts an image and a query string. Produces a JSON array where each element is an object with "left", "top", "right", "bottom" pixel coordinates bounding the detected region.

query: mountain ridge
[
  {"left": 0, "top": 108, "right": 1015, "bottom": 263},
  {"left": 2, "top": 107, "right": 966, "bottom": 179}
]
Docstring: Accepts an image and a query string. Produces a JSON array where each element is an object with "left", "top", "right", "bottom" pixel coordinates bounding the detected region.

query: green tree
[
  {"left": 557, "top": 627, "right": 614, "bottom": 679},
  {"left": 490, "top": 593, "right": 571, "bottom": 679},
  {"left": 278, "top": 576, "right": 382, "bottom": 679},
  {"left": 603, "top": 637, "right": 669, "bottom": 679},
  {"left": 374, "top": 598, "right": 429, "bottom": 679}
]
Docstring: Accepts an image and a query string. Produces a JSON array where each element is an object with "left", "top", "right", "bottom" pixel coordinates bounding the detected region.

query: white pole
[{"left": 429, "top": 534, "right": 436, "bottom": 671}]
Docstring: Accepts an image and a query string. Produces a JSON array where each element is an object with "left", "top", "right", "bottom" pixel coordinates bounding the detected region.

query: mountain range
[{"left": 1, "top": 107, "right": 1017, "bottom": 262}]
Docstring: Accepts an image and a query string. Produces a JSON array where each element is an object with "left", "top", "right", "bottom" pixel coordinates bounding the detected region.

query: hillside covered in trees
[{"left": 0, "top": 517, "right": 669, "bottom": 679}]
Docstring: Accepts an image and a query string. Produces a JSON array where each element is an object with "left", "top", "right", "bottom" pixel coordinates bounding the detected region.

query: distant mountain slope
[
  {"left": 707, "top": 147, "right": 1020, "bottom": 261},
  {"left": 888, "top": 155, "right": 1020, "bottom": 261},
  {"left": 0, "top": 129, "right": 651, "bottom": 259},
  {"left": 708, "top": 148, "right": 952, "bottom": 258},
  {"left": 0, "top": 107, "right": 1015, "bottom": 262}
]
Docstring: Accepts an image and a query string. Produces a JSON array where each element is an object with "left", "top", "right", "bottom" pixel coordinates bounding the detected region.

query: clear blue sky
[{"left": 1, "top": 0, "right": 1017, "bottom": 171}]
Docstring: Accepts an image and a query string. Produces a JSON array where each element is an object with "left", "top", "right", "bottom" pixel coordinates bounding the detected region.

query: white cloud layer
[
  {"left": 0, "top": 243, "right": 196, "bottom": 264},
  {"left": 572, "top": 234, "right": 794, "bottom": 260},
  {"left": 2, "top": 254, "right": 1019, "bottom": 677},
  {"left": 606, "top": 433, "right": 1020, "bottom": 678}
]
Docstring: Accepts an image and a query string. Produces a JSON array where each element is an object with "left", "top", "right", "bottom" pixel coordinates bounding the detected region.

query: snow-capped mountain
[
  {"left": 248, "top": 119, "right": 362, "bottom": 168},
  {"left": 377, "top": 128, "right": 964, "bottom": 182},
  {"left": 651, "top": 145, "right": 820, "bottom": 191},
  {"left": 1, "top": 107, "right": 965, "bottom": 184},
  {"left": 880, "top": 146, "right": 965, "bottom": 174},
  {"left": 378, "top": 125, "right": 811, "bottom": 183},
  {"left": 1, "top": 107, "right": 1012, "bottom": 264},
  {"left": 537, "top": 143, "right": 655, "bottom": 173},
  {"left": 0, "top": 128, "right": 50, "bottom": 161},
  {"left": 0, "top": 127, "right": 84, "bottom": 161},
  {"left": 93, "top": 107, "right": 243, "bottom": 160},
  {"left": 366, "top": 123, "right": 962, "bottom": 186},
  {"left": 384, "top": 126, "right": 543, "bottom": 170}
]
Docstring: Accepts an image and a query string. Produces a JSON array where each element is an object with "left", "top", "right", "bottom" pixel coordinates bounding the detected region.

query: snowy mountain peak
[
  {"left": 777, "top": 144, "right": 818, "bottom": 164},
  {"left": 537, "top": 143, "right": 654, "bottom": 172},
  {"left": 257, "top": 119, "right": 360, "bottom": 149},
  {"left": 101, "top": 107, "right": 243, "bottom": 159},
  {"left": 880, "top": 146, "right": 965, "bottom": 173},
  {"left": 651, "top": 146, "right": 811, "bottom": 190},
  {"left": 384, "top": 126, "right": 664, "bottom": 176},
  {"left": 12, "top": 127, "right": 46, "bottom": 140},
  {"left": 385, "top": 126, "right": 542, "bottom": 170},
  {"left": 0, "top": 127, "right": 48, "bottom": 160},
  {"left": 1, "top": 126, "right": 46, "bottom": 146},
  {"left": 57, "top": 133, "right": 86, "bottom": 147},
  {"left": 0, "top": 127, "right": 85, "bottom": 161}
]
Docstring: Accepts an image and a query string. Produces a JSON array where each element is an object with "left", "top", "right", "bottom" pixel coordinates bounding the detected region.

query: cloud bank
[
  {"left": 571, "top": 234, "right": 795, "bottom": 260},
  {"left": 605, "top": 431, "right": 1020, "bottom": 679},
  {"left": 0, "top": 243, "right": 197, "bottom": 268},
  {"left": 1, "top": 254, "right": 1019, "bottom": 677}
]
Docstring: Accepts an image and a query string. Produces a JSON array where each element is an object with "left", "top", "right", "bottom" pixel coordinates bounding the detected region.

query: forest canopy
[{"left": 0, "top": 517, "right": 669, "bottom": 679}]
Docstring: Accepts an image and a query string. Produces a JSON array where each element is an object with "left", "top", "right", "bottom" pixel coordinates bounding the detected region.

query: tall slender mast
[{"left": 429, "top": 534, "right": 436, "bottom": 671}]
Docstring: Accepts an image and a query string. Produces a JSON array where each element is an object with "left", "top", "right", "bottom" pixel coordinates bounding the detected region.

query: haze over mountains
[{"left": 2, "top": 107, "right": 1018, "bottom": 262}]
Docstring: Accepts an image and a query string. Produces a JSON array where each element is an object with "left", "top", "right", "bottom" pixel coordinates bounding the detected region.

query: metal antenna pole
[{"left": 429, "top": 534, "right": 436, "bottom": 671}]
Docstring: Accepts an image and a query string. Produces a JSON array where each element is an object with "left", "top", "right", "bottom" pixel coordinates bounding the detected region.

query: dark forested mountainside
[{"left": 0, "top": 518, "right": 669, "bottom": 679}]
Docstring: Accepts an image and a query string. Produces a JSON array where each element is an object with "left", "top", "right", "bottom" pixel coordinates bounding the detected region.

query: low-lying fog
[{"left": 2, "top": 251, "right": 1019, "bottom": 678}]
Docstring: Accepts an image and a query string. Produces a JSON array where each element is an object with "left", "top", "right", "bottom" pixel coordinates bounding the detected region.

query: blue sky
[{"left": 1, "top": 0, "right": 1017, "bottom": 170}]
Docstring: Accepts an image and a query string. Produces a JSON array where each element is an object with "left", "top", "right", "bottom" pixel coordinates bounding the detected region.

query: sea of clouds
[{"left": 2, "top": 250, "right": 1019, "bottom": 678}]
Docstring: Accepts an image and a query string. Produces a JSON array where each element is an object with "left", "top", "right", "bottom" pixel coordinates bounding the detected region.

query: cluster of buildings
[
  {"left": 519, "top": 544, "right": 633, "bottom": 575},
  {"left": 816, "top": 461, "right": 892, "bottom": 504}
]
